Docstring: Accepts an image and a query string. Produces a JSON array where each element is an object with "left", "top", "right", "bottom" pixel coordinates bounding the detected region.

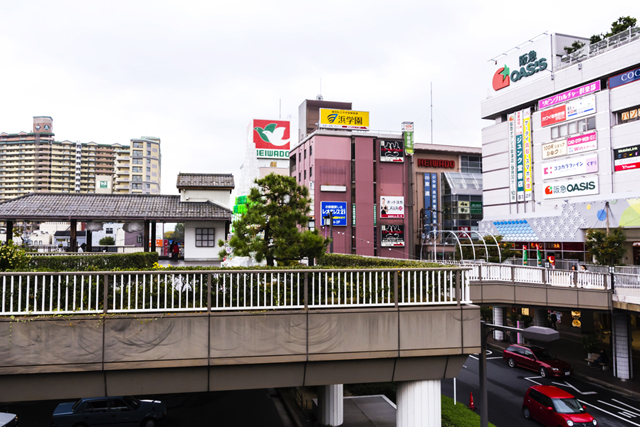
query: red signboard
[
  {"left": 540, "top": 105, "right": 566, "bottom": 127},
  {"left": 417, "top": 159, "right": 455, "bottom": 168},
  {"left": 252, "top": 119, "right": 291, "bottom": 151}
]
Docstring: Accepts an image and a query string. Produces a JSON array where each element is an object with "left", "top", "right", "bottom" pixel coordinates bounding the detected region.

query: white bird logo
[{"left": 254, "top": 123, "right": 289, "bottom": 147}]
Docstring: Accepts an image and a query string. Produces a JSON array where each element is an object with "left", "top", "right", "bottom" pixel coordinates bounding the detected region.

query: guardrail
[{"left": 0, "top": 267, "right": 470, "bottom": 316}]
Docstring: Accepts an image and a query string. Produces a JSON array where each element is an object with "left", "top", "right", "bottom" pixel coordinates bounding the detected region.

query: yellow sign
[{"left": 319, "top": 109, "right": 369, "bottom": 130}]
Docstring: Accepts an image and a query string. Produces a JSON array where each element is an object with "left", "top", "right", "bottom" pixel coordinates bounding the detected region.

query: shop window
[{"left": 196, "top": 228, "right": 216, "bottom": 247}]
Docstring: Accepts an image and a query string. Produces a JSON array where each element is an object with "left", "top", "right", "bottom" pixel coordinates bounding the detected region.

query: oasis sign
[{"left": 492, "top": 50, "right": 548, "bottom": 91}]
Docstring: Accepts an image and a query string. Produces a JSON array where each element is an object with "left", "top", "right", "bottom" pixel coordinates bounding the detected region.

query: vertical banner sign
[
  {"left": 431, "top": 174, "right": 438, "bottom": 231},
  {"left": 508, "top": 114, "right": 516, "bottom": 202},
  {"left": 523, "top": 109, "right": 532, "bottom": 201},
  {"left": 515, "top": 112, "right": 525, "bottom": 201},
  {"left": 402, "top": 121, "right": 415, "bottom": 156},
  {"left": 424, "top": 173, "right": 431, "bottom": 235}
]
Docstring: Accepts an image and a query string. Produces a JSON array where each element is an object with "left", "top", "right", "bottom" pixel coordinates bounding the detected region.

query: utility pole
[
  {"left": 430, "top": 82, "right": 433, "bottom": 144},
  {"left": 605, "top": 201, "right": 610, "bottom": 236}
]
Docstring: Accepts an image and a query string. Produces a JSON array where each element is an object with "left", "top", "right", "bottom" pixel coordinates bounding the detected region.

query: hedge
[
  {"left": 318, "top": 253, "right": 442, "bottom": 268},
  {"left": 442, "top": 395, "right": 496, "bottom": 427},
  {"left": 25, "top": 252, "right": 159, "bottom": 271}
]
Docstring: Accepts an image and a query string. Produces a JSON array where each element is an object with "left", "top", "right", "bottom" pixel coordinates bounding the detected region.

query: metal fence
[
  {"left": 0, "top": 267, "right": 470, "bottom": 316},
  {"left": 557, "top": 26, "right": 640, "bottom": 71},
  {"left": 465, "top": 263, "right": 610, "bottom": 289}
]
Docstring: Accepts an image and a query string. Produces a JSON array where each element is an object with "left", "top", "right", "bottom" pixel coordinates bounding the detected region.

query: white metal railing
[
  {"left": 558, "top": 26, "right": 640, "bottom": 71},
  {"left": 0, "top": 268, "right": 470, "bottom": 317}
]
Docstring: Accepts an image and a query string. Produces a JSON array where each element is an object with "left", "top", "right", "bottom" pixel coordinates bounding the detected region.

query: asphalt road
[
  {"left": 442, "top": 349, "right": 640, "bottom": 427},
  {"left": 1, "top": 389, "right": 290, "bottom": 427}
]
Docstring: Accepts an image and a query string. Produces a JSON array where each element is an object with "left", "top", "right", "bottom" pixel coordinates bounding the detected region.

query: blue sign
[
  {"left": 423, "top": 173, "right": 438, "bottom": 235},
  {"left": 609, "top": 67, "right": 640, "bottom": 89},
  {"left": 321, "top": 201, "right": 348, "bottom": 226}
]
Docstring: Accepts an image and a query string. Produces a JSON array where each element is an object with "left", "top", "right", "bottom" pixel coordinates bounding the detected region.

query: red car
[
  {"left": 523, "top": 385, "right": 597, "bottom": 426},
  {"left": 503, "top": 344, "right": 573, "bottom": 377}
]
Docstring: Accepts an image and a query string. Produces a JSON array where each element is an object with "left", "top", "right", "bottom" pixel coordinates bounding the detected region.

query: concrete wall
[
  {"left": 184, "top": 220, "right": 226, "bottom": 261},
  {"left": 0, "top": 305, "right": 480, "bottom": 402}
]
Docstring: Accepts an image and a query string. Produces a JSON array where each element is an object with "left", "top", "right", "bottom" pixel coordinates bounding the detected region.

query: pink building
[{"left": 290, "top": 127, "right": 410, "bottom": 259}]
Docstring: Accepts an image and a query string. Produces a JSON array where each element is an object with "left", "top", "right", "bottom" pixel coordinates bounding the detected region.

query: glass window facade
[{"left": 441, "top": 172, "right": 483, "bottom": 232}]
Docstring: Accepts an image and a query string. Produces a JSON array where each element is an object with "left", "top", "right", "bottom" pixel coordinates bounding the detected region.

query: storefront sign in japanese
[
  {"left": 381, "top": 224, "right": 405, "bottom": 247},
  {"left": 523, "top": 111, "right": 532, "bottom": 201},
  {"left": 508, "top": 114, "right": 517, "bottom": 202},
  {"left": 613, "top": 145, "right": 640, "bottom": 172},
  {"left": 458, "top": 201, "right": 470, "bottom": 214},
  {"left": 541, "top": 105, "right": 566, "bottom": 127},
  {"left": 508, "top": 109, "right": 529, "bottom": 202},
  {"left": 620, "top": 106, "right": 640, "bottom": 123},
  {"left": 542, "top": 141, "right": 567, "bottom": 159},
  {"left": 319, "top": 109, "right": 369, "bottom": 130},
  {"left": 380, "top": 196, "right": 404, "bottom": 219},
  {"left": 544, "top": 177, "right": 599, "bottom": 199},
  {"left": 538, "top": 81, "right": 601, "bottom": 110},
  {"left": 402, "top": 121, "right": 414, "bottom": 156},
  {"left": 320, "top": 201, "right": 348, "bottom": 226},
  {"left": 542, "top": 154, "right": 598, "bottom": 180},
  {"left": 541, "top": 95, "right": 596, "bottom": 127},
  {"left": 567, "top": 132, "right": 597, "bottom": 155},
  {"left": 470, "top": 201, "right": 482, "bottom": 215},
  {"left": 380, "top": 140, "right": 404, "bottom": 162}
]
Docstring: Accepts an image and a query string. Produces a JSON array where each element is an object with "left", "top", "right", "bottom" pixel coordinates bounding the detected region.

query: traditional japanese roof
[
  {"left": 176, "top": 173, "right": 235, "bottom": 190},
  {"left": 0, "top": 193, "right": 232, "bottom": 222}
]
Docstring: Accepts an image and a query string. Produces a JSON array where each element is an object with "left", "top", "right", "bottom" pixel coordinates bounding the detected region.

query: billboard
[
  {"left": 523, "top": 110, "right": 532, "bottom": 201},
  {"left": 321, "top": 201, "right": 348, "bottom": 226},
  {"left": 319, "top": 109, "right": 369, "bottom": 130},
  {"left": 542, "top": 131, "right": 598, "bottom": 160},
  {"left": 614, "top": 145, "right": 640, "bottom": 172},
  {"left": 542, "top": 140, "right": 567, "bottom": 160},
  {"left": 381, "top": 224, "right": 405, "bottom": 247},
  {"left": 540, "top": 95, "right": 596, "bottom": 128},
  {"left": 543, "top": 177, "right": 599, "bottom": 199},
  {"left": 542, "top": 154, "right": 598, "bottom": 180},
  {"left": 380, "top": 140, "right": 404, "bottom": 162},
  {"left": 609, "top": 66, "right": 640, "bottom": 89},
  {"left": 538, "top": 81, "right": 600, "bottom": 110},
  {"left": 380, "top": 196, "right": 404, "bottom": 219},
  {"left": 487, "top": 34, "right": 552, "bottom": 95},
  {"left": 252, "top": 119, "right": 290, "bottom": 159}
]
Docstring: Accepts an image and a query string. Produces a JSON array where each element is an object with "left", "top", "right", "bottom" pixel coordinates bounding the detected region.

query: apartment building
[{"left": 0, "top": 117, "right": 161, "bottom": 201}]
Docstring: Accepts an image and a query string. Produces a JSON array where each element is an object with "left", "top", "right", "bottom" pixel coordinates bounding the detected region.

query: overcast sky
[{"left": 0, "top": 1, "right": 634, "bottom": 194}]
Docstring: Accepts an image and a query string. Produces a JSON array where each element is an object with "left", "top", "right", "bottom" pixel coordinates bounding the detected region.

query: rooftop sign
[{"left": 319, "top": 109, "right": 369, "bottom": 130}]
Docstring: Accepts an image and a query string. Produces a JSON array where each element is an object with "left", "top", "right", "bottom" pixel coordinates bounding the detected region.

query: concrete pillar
[
  {"left": 143, "top": 220, "right": 150, "bottom": 252},
  {"left": 397, "top": 380, "right": 441, "bottom": 427},
  {"left": 6, "top": 220, "right": 13, "bottom": 244},
  {"left": 151, "top": 221, "right": 157, "bottom": 253},
  {"left": 534, "top": 308, "right": 546, "bottom": 327},
  {"left": 493, "top": 307, "right": 504, "bottom": 340},
  {"left": 318, "top": 384, "right": 343, "bottom": 426},
  {"left": 613, "top": 312, "right": 633, "bottom": 380}
]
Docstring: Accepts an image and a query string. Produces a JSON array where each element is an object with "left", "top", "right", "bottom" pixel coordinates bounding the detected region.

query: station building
[{"left": 479, "top": 29, "right": 640, "bottom": 265}]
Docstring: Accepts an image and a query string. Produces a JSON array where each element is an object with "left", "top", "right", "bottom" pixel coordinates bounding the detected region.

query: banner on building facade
[
  {"left": 380, "top": 140, "right": 405, "bottom": 162},
  {"left": 380, "top": 196, "right": 404, "bottom": 218},
  {"left": 542, "top": 154, "right": 598, "bottom": 180},
  {"left": 544, "top": 176, "right": 599, "bottom": 199},
  {"left": 540, "top": 95, "right": 596, "bottom": 128},
  {"left": 508, "top": 114, "right": 517, "bottom": 202},
  {"left": 319, "top": 109, "right": 369, "bottom": 130},
  {"left": 381, "top": 224, "right": 405, "bottom": 247},
  {"left": 523, "top": 109, "right": 532, "bottom": 201},
  {"left": 542, "top": 131, "right": 598, "bottom": 160},
  {"left": 614, "top": 145, "right": 640, "bottom": 172},
  {"left": 321, "top": 201, "right": 348, "bottom": 226},
  {"left": 538, "top": 81, "right": 601, "bottom": 110},
  {"left": 402, "top": 122, "right": 414, "bottom": 156},
  {"left": 252, "top": 119, "right": 291, "bottom": 159}
]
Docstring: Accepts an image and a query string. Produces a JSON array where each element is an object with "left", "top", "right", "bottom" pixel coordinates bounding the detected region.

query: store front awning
[{"left": 443, "top": 172, "right": 483, "bottom": 195}]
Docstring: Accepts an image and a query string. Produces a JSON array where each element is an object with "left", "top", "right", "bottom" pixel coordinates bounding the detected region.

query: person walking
[
  {"left": 171, "top": 241, "right": 180, "bottom": 261},
  {"left": 549, "top": 311, "right": 557, "bottom": 330}
]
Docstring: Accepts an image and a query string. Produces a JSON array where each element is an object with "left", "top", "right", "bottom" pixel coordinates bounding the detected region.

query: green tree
[
  {"left": 173, "top": 223, "right": 185, "bottom": 242},
  {"left": 565, "top": 16, "right": 636, "bottom": 52},
  {"left": 222, "top": 173, "right": 329, "bottom": 266},
  {"left": 0, "top": 241, "right": 31, "bottom": 271},
  {"left": 99, "top": 236, "right": 115, "bottom": 245},
  {"left": 453, "top": 235, "right": 516, "bottom": 263},
  {"left": 585, "top": 228, "right": 626, "bottom": 265}
]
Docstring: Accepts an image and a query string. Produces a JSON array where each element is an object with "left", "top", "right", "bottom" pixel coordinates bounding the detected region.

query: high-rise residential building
[
  {"left": 0, "top": 117, "right": 161, "bottom": 201},
  {"left": 113, "top": 137, "right": 161, "bottom": 194}
]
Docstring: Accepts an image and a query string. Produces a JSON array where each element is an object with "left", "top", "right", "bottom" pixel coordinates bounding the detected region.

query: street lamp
[
  {"left": 322, "top": 212, "right": 334, "bottom": 253},
  {"left": 479, "top": 322, "right": 559, "bottom": 427}
]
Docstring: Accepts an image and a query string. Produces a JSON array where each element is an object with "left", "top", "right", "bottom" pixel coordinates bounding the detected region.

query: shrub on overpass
[{"left": 318, "top": 253, "right": 442, "bottom": 268}]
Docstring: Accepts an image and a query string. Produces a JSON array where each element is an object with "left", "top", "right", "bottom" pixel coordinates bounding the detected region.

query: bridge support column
[
  {"left": 493, "top": 307, "right": 504, "bottom": 341},
  {"left": 397, "top": 380, "right": 441, "bottom": 427},
  {"left": 534, "top": 308, "right": 546, "bottom": 327},
  {"left": 318, "top": 384, "right": 343, "bottom": 426},
  {"left": 613, "top": 312, "right": 633, "bottom": 380}
]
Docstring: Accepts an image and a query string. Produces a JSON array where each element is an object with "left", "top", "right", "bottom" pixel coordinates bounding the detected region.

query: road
[
  {"left": 1, "top": 389, "right": 291, "bottom": 427},
  {"left": 442, "top": 349, "right": 640, "bottom": 427}
]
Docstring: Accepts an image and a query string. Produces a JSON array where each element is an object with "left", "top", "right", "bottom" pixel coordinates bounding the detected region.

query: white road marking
[
  {"left": 613, "top": 399, "right": 640, "bottom": 415},
  {"left": 463, "top": 365, "right": 468, "bottom": 369},
  {"left": 597, "top": 400, "right": 640, "bottom": 417},
  {"left": 524, "top": 376, "right": 542, "bottom": 385},
  {"left": 469, "top": 356, "right": 503, "bottom": 360},
  {"left": 550, "top": 381, "right": 597, "bottom": 395},
  {"left": 579, "top": 399, "right": 640, "bottom": 427}
]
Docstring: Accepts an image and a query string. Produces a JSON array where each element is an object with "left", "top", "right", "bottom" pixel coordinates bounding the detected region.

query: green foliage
[
  {"left": 566, "top": 16, "right": 637, "bottom": 53},
  {"left": 26, "top": 252, "right": 158, "bottom": 272},
  {"left": 318, "top": 253, "right": 441, "bottom": 268},
  {"left": 453, "top": 235, "right": 515, "bottom": 263},
  {"left": 564, "top": 40, "right": 585, "bottom": 54},
  {"left": 582, "top": 333, "right": 603, "bottom": 353},
  {"left": 585, "top": 228, "right": 626, "bottom": 265},
  {"left": 225, "top": 173, "right": 329, "bottom": 266},
  {"left": 173, "top": 223, "right": 185, "bottom": 242},
  {"left": 99, "top": 236, "right": 115, "bottom": 246},
  {"left": 0, "top": 242, "right": 32, "bottom": 271},
  {"left": 442, "top": 395, "right": 497, "bottom": 427}
]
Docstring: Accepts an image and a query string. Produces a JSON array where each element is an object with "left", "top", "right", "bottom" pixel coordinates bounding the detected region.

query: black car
[{"left": 52, "top": 396, "right": 166, "bottom": 427}]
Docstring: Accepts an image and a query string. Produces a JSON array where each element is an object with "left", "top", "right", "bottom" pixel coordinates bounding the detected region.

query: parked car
[
  {"left": 503, "top": 343, "right": 573, "bottom": 377},
  {"left": 0, "top": 413, "right": 18, "bottom": 427},
  {"left": 523, "top": 385, "right": 597, "bottom": 426},
  {"left": 52, "top": 396, "right": 166, "bottom": 427}
]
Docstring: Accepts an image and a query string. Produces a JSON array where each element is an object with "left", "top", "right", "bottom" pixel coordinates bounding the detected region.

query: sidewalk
[{"left": 487, "top": 327, "right": 640, "bottom": 399}]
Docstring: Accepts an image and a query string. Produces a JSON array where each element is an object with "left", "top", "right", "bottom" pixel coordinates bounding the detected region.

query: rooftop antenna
[
  {"left": 279, "top": 99, "right": 281, "bottom": 119},
  {"left": 430, "top": 82, "right": 433, "bottom": 144}
]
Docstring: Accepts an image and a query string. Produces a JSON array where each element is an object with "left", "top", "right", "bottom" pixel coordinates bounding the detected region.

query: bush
[
  {"left": 99, "top": 236, "right": 115, "bottom": 245},
  {"left": 25, "top": 252, "right": 158, "bottom": 272},
  {"left": 0, "top": 242, "right": 32, "bottom": 271},
  {"left": 442, "top": 395, "right": 496, "bottom": 427},
  {"left": 318, "top": 253, "right": 442, "bottom": 268}
]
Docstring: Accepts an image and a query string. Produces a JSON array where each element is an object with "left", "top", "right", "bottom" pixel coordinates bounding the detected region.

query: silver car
[{"left": 52, "top": 396, "right": 166, "bottom": 427}]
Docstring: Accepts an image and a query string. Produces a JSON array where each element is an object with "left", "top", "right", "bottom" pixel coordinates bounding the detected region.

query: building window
[
  {"left": 146, "top": 167, "right": 151, "bottom": 172},
  {"left": 310, "top": 166, "right": 313, "bottom": 177},
  {"left": 132, "top": 175, "right": 142, "bottom": 182},
  {"left": 132, "top": 167, "right": 142, "bottom": 173},
  {"left": 133, "top": 150, "right": 143, "bottom": 157},
  {"left": 550, "top": 118, "right": 595, "bottom": 140},
  {"left": 106, "top": 228, "right": 113, "bottom": 234},
  {"left": 304, "top": 170, "right": 306, "bottom": 180},
  {"left": 137, "top": 235, "right": 142, "bottom": 243},
  {"left": 146, "top": 183, "right": 150, "bottom": 188},
  {"left": 133, "top": 142, "right": 143, "bottom": 148},
  {"left": 132, "top": 183, "right": 142, "bottom": 189},
  {"left": 147, "top": 150, "right": 151, "bottom": 156},
  {"left": 310, "top": 145, "right": 313, "bottom": 156},
  {"left": 299, "top": 173, "right": 301, "bottom": 182},
  {"left": 196, "top": 228, "right": 216, "bottom": 247},
  {"left": 133, "top": 158, "right": 143, "bottom": 164},
  {"left": 304, "top": 149, "right": 307, "bottom": 159}
]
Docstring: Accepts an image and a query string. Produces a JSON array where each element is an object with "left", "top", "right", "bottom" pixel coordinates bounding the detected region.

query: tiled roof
[
  {"left": 176, "top": 173, "right": 235, "bottom": 189},
  {"left": 0, "top": 193, "right": 232, "bottom": 222}
]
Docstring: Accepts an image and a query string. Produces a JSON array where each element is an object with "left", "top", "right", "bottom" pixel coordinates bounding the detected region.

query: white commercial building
[{"left": 479, "top": 29, "right": 640, "bottom": 265}]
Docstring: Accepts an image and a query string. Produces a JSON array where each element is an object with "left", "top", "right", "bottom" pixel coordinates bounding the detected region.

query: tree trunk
[{"left": 265, "top": 222, "right": 274, "bottom": 266}]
